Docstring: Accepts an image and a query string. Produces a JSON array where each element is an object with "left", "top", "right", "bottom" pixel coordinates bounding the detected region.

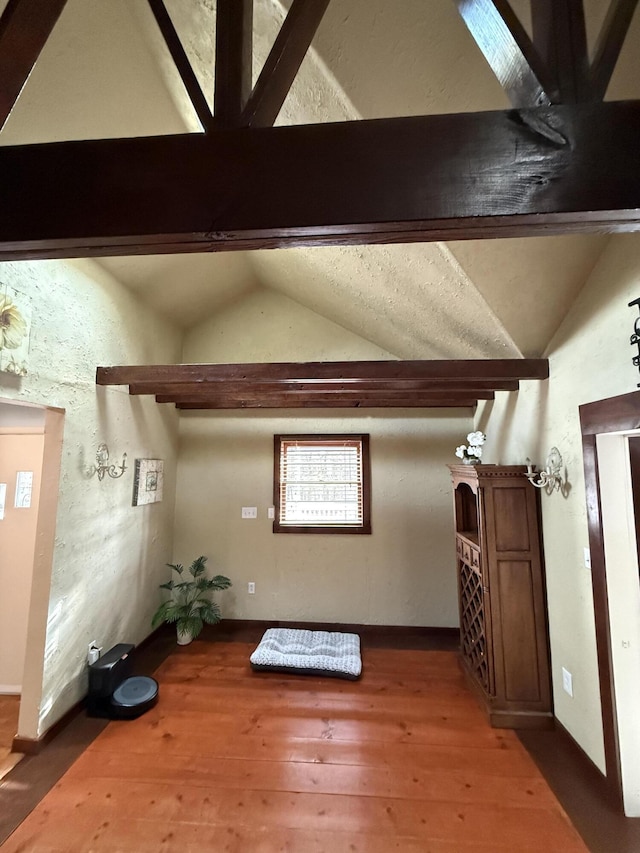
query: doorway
[
  {"left": 0, "top": 399, "right": 64, "bottom": 769},
  {"left": 580, "top": 390, "right": 640, "bottom": 813}
]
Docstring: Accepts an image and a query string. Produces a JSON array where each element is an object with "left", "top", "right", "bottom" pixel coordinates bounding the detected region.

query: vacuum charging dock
[{"left": 87, "top": 643, "right": 158, "bottom": 720}]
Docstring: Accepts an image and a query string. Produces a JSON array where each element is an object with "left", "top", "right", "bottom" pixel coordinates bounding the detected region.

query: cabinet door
[{"left": 483, "top": 483, "right": 549, "bottom": 709}]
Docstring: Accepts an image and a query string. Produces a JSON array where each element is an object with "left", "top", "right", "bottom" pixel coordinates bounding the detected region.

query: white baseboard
[{"left": 0, "top": 684, "right": 21, "bottom": 694}]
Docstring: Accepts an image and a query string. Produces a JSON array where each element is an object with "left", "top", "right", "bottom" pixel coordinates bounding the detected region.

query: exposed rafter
[
  {"left": 457, "top": 0, "right": 639, "bottom": 106},
  {"left": 0, "top": 101, "right": 639, "bottom": 259},
  {"left": 590, "top": 0, "right": 640, "bottom": 101},
  {"left": 214, "top": 0, "right": 253, "bottom": 127},
  {"left": 147, "top": 0, "right": 213, "bottom": 131},
  {"left": 241, "top": 0, "right": 331, "bottom": 127},
  {"left": 96, "top": 360, "right": 548, "bottom": 410},
  {"left": 455, "top": 0, "right": 553, "bottom": 107},
  {"left": 0, "top": 0, "right": 68, "bottom": 132},
  {"left": 531, "top": 0, "right": 589, "bottom": 103}
]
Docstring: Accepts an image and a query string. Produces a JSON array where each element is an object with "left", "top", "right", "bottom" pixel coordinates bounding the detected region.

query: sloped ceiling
[{"left": 4, "top": 0, "right": 637, "bottom": 358}]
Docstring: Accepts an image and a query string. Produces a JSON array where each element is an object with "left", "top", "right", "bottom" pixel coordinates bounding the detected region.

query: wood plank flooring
[
  {"left": 0, "top": 696, "right": 22, "bottom": 781},
  {"left": 0, "top": 641, "right": 588, "bottom": 852}
]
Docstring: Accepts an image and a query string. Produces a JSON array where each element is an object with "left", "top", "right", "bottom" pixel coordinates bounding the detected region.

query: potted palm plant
[{"left": 152, "top": 556, "right": 232, "bottom": 645}]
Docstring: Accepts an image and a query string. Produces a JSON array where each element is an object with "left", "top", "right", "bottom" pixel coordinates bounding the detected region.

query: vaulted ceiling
[{"left": 1, "top": 0, "right": 639, "bottom": 361}]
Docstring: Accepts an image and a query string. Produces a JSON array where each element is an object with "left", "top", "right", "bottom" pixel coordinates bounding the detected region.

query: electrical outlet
[
  {"left": 268, "top": 507, "right": 275, "bottom": 519},
  {"left": 87, "top": 641, "right": 101, "bottom": 665},
  {"left": 248, "top": 582, "right": 255, "bottom": 594},
  {"left": 241, "top": 506, "right": 257, "bottom": 519},
  {"left": 562, "top": 667, "right": 573, "bottom": 697}
]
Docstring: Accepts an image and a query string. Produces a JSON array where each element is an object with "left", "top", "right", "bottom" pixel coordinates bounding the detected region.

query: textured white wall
[
  {"left": 0, "top": 258, "right": 181, "bottom": 736},
  {"left": 475, "top": 233, "right": 640, "bottom": 773},
  {"left": 176, "top": 288, "right": 472, "bottom": 627}
]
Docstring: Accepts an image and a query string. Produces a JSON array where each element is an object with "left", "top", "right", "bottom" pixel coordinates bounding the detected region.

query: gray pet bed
[{"left": 250, "top": 628, "right": 362, "bottom": 680}]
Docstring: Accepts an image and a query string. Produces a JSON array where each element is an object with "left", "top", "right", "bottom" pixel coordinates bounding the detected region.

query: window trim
[{"left": 273, "top": 434, "right": 371, "bottom": 535}]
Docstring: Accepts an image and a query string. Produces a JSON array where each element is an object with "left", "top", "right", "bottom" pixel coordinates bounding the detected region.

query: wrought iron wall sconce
[
  {"left": 629, "top": 297, "right": 640, "bottom": 387},
  {"left": 525, "top": 447, "right": 566, "bottom": 495},
  {"left": 92, "top": 443, "right": 127, "bottom": 481}
]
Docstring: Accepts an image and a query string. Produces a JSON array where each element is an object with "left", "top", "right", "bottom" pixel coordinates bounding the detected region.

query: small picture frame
[{"left": 133, "top": 458, "right": 164, "bottom": 506}]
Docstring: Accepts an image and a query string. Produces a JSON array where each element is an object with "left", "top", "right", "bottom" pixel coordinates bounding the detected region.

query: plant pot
[{"left": 176, "top": 626, "right": 193, "bottom": 645}]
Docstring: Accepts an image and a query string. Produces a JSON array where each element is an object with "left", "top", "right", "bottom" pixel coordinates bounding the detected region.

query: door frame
[{"left": 579, "top": 389, "right": 640, "bottom": 806}]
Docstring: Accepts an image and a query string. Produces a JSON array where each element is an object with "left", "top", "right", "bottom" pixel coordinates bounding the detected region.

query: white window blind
[{"left": 277, "top": 438, "right": 367, "bottom": 528}]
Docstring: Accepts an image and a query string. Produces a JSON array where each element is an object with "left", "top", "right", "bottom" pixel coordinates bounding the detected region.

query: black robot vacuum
[{"left": 87, "top": 643, "right": 159, "bottom": 719}]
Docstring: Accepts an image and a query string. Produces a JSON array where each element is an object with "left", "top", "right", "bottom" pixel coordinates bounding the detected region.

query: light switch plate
[
  {"left": 583, "top": 547, "right": 591, "bottom": 570},
  {"left": 241, "top": 506, "right": 257, "bottom": 518}
]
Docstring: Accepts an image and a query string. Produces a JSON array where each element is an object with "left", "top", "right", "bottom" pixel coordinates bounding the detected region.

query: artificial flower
[{"left": 0, "top": 293, "right": 27, "bottom": 350}]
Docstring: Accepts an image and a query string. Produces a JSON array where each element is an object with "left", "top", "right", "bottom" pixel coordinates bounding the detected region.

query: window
[{"left": 273, "top": 434, "right": 371, "bottom": 534}]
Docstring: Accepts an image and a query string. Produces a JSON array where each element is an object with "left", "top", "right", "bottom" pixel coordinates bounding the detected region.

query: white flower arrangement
[{"left": 455, "top": 431, "right": 486, "bottom": 463}]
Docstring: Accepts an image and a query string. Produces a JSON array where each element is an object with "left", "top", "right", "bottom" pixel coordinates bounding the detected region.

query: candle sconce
[
  {"left": 525, "top": 447, "right": 567, "bottom": 496},
  {"left": 91, "top": 443, "right": 127, "bottom": 481}
]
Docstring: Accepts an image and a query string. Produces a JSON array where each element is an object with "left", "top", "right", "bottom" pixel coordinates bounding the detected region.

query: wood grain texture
[
  {"left": 1, "top": 102, "right": 640, "bottom": 260},
  {"left": 0, "top": 641, "right": 587, "bottom": 852}
]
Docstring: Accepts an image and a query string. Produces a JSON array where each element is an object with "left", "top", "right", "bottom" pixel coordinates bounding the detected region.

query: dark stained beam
[
  {"left": 156, "top": 390, "right": 495, "bottom": 405},
  {"left": 214, "top": 0, "right": 253, "bottom": 127},
  {"left": 2, "top": 102, "right": 640, "bottom": 260},
  {"left": 128, "top": 379, "right": 520, "bottom": 396},
  {"left": 590, "top": 0, "right": 639, "bottom": 101},
  {"left": 531, "top": 0, "right": 589, "bottom": 103},
  {"left": 242, "top": 0, "right": 331, "bottom": 128},
  {"left": 455, "top": 0, "right": 553, "bottom": 106},
  {"left": 0, "top": 0, "right": 68, "bottom": 131},
  {"left": 147, "top": 0, "right": 212, "bottom": 131},
  {"left": 173, "top": 397, "right": 479, "bottom": 410},
  {"left": 97, "top": 359, "right": 548, "bottom": 386}
]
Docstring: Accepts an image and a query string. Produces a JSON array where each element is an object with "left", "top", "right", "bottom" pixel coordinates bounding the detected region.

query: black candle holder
[{"left": 630, "top": 298, "right": 640, "bottom": 387}]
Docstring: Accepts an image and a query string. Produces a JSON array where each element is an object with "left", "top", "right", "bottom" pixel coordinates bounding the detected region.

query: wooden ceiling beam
[
  {"left": 147, "top": 0, "right": 212, "bottom": 131},
  {"left": 172, "top": 397, "right": 479, "bottom": 410},
  {"left": 0, "top": 0, "right": 68, "bottom": 132},
  {"left": 455, "top": 0, "right": 553, "bottom": 106},
  {"left": 214, "top": 0, "right": 253, "bottom": 127},
  {"left": 128, "top": 378, "right": 520, "bottom": 396},
  {"left": 2, "top": 102, "right": 640, "bottom": 260},
  {"left": 98, "top": 359, "right": 547, "bottom": 386},
  {"left": 242, "top": 0, "right": 331, "bottom": 128},
  {"left": 155, "top": 389, "right": 495, "bottom": 404}
]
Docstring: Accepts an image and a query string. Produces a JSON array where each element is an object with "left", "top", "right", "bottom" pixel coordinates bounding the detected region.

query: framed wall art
[{"left": 132, "top": 458, "right": 164, "bottom": 506}]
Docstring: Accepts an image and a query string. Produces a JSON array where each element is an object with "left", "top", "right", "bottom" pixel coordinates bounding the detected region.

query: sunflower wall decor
[{"left": 0, "top": 284, "right": 31, "bottom": 376}]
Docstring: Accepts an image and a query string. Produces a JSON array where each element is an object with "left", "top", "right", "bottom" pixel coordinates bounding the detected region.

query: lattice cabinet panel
[{"left": 458, "top": 559, "right": 492, "bottom": 695}]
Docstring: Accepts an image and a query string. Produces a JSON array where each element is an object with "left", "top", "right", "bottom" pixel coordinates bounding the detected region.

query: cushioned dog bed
[{"left": 250, "top": 628, "right": 362, "bottom": 680}]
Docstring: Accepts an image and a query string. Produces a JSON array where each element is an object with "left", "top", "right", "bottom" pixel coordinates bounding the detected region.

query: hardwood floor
[
  {"left": 0, "top": 640, "right": 587, "bottom": 852},
  {"left": 0, "top": 696, "right": 22, "bottom": 781}
]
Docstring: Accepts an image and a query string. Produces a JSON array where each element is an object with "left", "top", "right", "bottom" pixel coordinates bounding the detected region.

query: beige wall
[
  {"left": 475, "top": 232, "right": 640, "bottom": 773},
  {"left": 0, "top": 259, "right": 181, "bottom": 737},
  {"left": 0, "top": 430, "right": 44, "bottom": 691},
  {"left": 176, "top": 288, "right": 472, "bottom": 627}
]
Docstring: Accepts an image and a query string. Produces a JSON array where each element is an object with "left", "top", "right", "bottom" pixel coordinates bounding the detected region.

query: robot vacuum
[{"left": 87, "top": 643, "right": 159, "bottom": 719}]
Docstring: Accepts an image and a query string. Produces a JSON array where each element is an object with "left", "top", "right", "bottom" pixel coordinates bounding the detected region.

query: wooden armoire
[{"left": 449, "top": 464, "right": 553, "bottom": 729}]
